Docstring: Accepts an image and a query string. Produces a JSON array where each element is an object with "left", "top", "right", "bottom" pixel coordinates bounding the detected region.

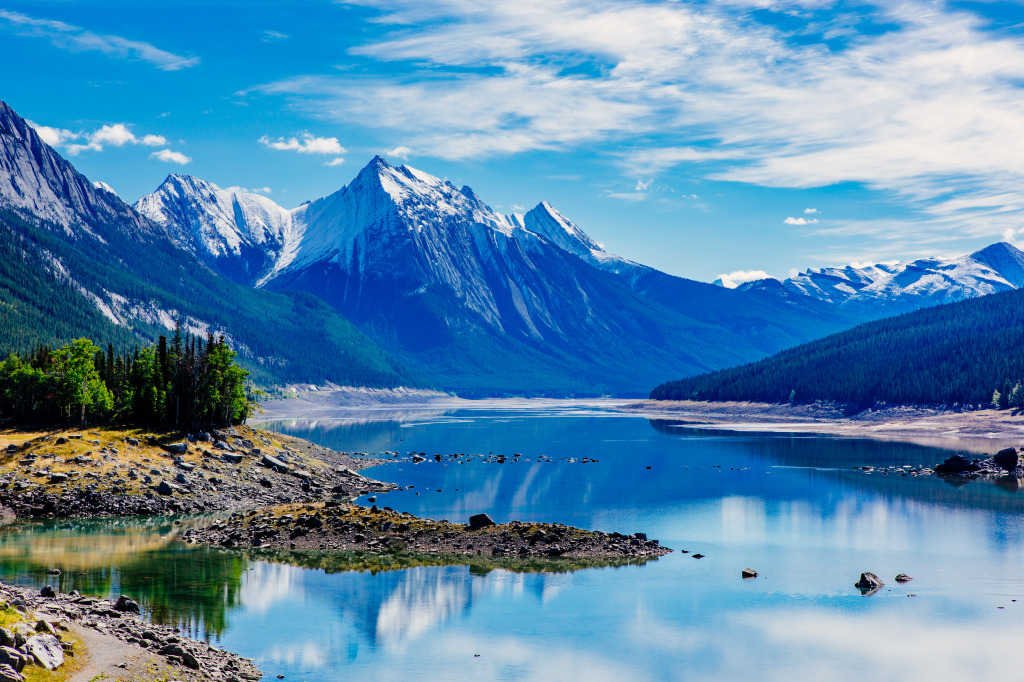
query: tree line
[
  {"left": 650, "top": 287, "right": 1024, "bottom": 411},
  {"left": 0, "top": 325, "right": 256, "bottom": 430}
]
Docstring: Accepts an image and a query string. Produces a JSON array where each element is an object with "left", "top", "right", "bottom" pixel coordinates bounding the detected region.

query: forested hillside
[{"left": 651, "top": 287, "right": 1024, "bottom": 408}]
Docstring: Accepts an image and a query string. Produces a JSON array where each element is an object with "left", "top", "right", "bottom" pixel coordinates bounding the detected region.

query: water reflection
[
  {"left": 0, "top": 518, "right": 245, "bottom": 639},
  {"left": 2, "top": 409, "right": 1024, "bottom": 680}
]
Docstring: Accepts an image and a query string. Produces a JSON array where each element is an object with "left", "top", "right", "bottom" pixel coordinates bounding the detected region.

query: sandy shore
[{"left": 624, "top": 400, "right": 1024, "bottom": 454}]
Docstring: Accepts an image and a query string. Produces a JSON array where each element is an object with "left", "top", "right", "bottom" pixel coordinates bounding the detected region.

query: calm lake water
[{"left": 4, "top": 403, "right": 1024, "bottom": 681}]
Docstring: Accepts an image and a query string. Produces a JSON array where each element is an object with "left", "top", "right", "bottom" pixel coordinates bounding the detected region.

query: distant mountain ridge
[{"left": 726, "top": 242, "right": 1024, "bottom": 314}]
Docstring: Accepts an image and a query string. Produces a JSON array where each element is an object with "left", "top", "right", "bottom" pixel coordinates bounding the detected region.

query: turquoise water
[{"left": 4, "top": 404, "right": 1024, "bottom": 680}]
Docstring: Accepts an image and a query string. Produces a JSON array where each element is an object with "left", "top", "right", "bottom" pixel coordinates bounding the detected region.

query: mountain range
[
  {"left": 133, "top": 157, "right": 872, "bottom": 395},
  {"left": 726, "top": 242, "right": 1024, "bottom": 315},
  {"left": 4, "top": 96, "right": 1023, "bottom": 396}
]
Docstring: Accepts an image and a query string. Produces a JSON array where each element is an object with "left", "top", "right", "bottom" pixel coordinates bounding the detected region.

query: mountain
[
  {"left": 0, "top": 99, "right": 420, "bottom": 389},
  {"left": 135, "top": 156, "right": 873, "bottom": 396},
  {"left": 650, "top": 286, "right": 1024, "bottom": 409},
  {"left": 733, "top": 242, "right": 1024, "bottom": 315},
  {"left": 134, "top": 175, "right": 298, "bottom": 286}
]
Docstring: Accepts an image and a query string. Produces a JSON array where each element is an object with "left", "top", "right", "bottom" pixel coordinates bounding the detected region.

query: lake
[{"left": 3, "top": 402, "right": 1024, "bottom": 681}]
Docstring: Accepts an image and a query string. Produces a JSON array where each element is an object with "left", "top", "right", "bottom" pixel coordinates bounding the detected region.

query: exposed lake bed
[{"left": 2, "top": 401, "right": 1024, "bottom": 680}]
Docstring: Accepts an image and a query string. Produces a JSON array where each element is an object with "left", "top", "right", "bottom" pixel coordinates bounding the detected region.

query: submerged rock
[
  {"left": 895, "top": 573, "right": 913, "bottom": 583},
  {"left": 742, "top": 568, "right": 758, "bottom": 579}
]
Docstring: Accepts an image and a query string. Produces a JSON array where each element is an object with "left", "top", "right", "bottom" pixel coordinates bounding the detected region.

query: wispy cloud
[
  {"left": 804, "top": 208, "right": 818, "bottom": 214},
  {"left": 262, "top": 30, "right": 289, "bottom": 43},
  {"left": 0, "top": 9, "right": 198, "bottom": 70},
  {"left": 248, "top": 0, "right": 1024, "bottom": 243},
  {"left": 150, "top": 149, "right": 191, "bottom": 165},
  {"left": 784, "top": 216, "right": 819, "bottom": 225}
]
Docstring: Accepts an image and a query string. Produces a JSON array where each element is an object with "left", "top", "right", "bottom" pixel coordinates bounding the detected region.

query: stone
[
  {"left": 48, "top": 472, "right": 67, "bottom": 484},
  {"left": 34, "top": 620, "right": 56, "bottom": 635},
  {"left": 994, "top": 448, "right": 1020, "bottom": 472},
  {"left": 176, "top": 461, "right": 195, "bottom": 472},
  {"left": 114, "top": 595, "right": 141, "bottom": 614},
  {"left": 261, "top": 454, "right": 289, "bottom": 473},
  {"left": 39, "top": 585, "right": 55, "bottom": 598},
  {"left": 741, "top": 568, "right": 758, "bottom": 579},
  {"left": 222, "top": 453, "right": 244, "bottom": 464},
  {"left": 934, "top": 455, "right": 980, "bottom": 474},
  {"left": 180, "top": 651, "right": 201, "bottom": 669},
  {"left": 54, "top": 437, "right": 68, "bottom": 445},
  {"left": 124, "top": 437, "right": 140, "bottom": 447},
  {"left": 175, "top": 472, "right": 188, "bottom": 485},
  {"left": 855, "top": 572, "right": 885, "bottom": 592},
  {"left": 0, "top": 646, "right": 26, "bottom": 672},
  {"left": 468, "top": 513, "right": 496, "bottom": 530},
  {"left": 895, "top": 573, "right": 913, "bottom": 583},
  {"left": 412, "top": 455, "right": 426, "bottom": 463},
  {"left": 0, "top": 628, "right": 13, "bottom": 648},
  {"left": 156, "top": 481, "right": 177, "bottom": 496},
  {"left": 24, "top": 634, "right": 64, "bottom": 670},
  {"left": 0, "top": 663, "right": 22, "bottom": 682},
  {"left": 164, "top": 443, "right": 188, "bottom": 455},
  {"left": 46, "top": 568, "right": 60, "bottom": 575}
]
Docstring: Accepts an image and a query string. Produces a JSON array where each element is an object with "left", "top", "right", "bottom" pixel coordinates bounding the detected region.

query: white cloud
[
  {"left": 31, "top": 120, "right": 174, "bottom": 156},
  {"left": 0, "top": 9, "right": 198, "bottom": 70},
  {"left": 248, "top": 0, "right": 1024, "bottom": 244},
  {"left": 804, "top": 208, "right": 818, "bottom": 214},
  {"left": 150, "top": 149, "right": 191, "bottom": 165},
  {"left": 384, "top": 145, "right": 412, "bottom": 160},
  {"left": 716, "top": 269, "right": 771, "bottom": 288},
  {"left": 258, "top": 133, "right": 346, "bottom": 155},
  {"left": 324, "top": 157, "right": 346, "bottom": 167},
  {"left": 26, "top": 121, "right": 75, "bottom": 147},
  {"left": 784, "top": 216, "right": 819, "bottom": 225}
]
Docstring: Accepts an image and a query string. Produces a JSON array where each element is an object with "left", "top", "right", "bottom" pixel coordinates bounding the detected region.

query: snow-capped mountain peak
[
  {"left": 745, "top": 241, "right": 1024, "bottom": 313},
  {"left": 134, "top": 173, "right": 297, "bottom": 285}
]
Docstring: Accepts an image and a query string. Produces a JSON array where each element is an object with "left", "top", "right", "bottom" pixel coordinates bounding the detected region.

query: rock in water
[
  {"left": 895, "top": 573, "right": 913, "bottom": 583},
  {"left": 468, "top": 513, "right": 496, "bottom": 530},
  {"left": 24, "top": 634, "right": 63, "bottom": 670},
  {"left": 742, "top": 568, "right": 759, "bottom": 579},
  {"left": 994, "top": 448, "right": 1020, "bottom": 471},
  {"left": 855, "top": 572, "right": 884, "bottom": 592},
  {"left": 934, "top": 455, "right": 979, "bottom": 474},
  {"left": 114, "top": 595, "right": 141, "bottom": 613}
]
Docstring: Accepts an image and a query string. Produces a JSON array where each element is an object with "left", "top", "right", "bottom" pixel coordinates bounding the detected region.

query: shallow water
[{"left": 4, "top": 404, "right": 1024, "bottom": 681}]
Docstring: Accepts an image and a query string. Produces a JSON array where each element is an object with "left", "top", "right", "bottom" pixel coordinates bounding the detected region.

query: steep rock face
[
  {"left": 134, "top": 175, "right": 298, "bottom": 285},
  {"left": 0, "top": 99, "right": 419, "bottom": 389},
  {"left": 0, "top": 101, "right": 154, "bottom": 241}
]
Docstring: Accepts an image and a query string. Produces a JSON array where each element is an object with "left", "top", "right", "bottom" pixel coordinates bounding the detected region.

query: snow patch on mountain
[{"left": 134, "top": 174, "right": 300, "bottom": 285}]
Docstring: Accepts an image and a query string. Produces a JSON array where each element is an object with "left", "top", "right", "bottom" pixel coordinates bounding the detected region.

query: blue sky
[{"left": 4, "top": 0, "right": 1024, "bottom": 284}]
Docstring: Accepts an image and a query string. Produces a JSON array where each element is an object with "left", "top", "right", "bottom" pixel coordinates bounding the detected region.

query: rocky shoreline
[
  {"left": 0, "top": 580, "right": 261, "bottom": 681},
  {"left": 182, "top": 502, "right": 672, "bottom": 559},
  {"left": 0, "top": 425, "right": 394, "bottom": 519}
]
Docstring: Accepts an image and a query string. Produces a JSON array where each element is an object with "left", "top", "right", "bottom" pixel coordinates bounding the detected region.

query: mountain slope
[
  {"left": 134, "top": 175, "right": 299, "bottom": 286},
  {"left": 0, "top": 99, "right": 421, "bottom": 389},
  {"left": 738, "top": 242, "right": 1024, "bottom": 315},
  {"left": 650, "top": 287, "right": 1024, "bottom": 408},
  {"left": 255, "top": 158, "right": 865, "bottom": 395}
]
